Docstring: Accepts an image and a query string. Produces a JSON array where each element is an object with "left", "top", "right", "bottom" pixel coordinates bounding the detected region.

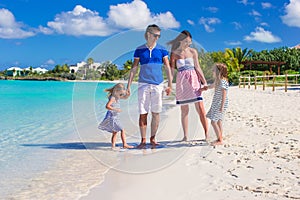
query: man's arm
[
  {"left": 163, "top": 56, "right": 173, "bottom": 95},
  {"left": 126, "top": 58, "right": 139, "bottom": 96}
]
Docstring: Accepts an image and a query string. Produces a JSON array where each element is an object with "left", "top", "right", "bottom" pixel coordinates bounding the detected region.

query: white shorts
[{"left": 138, "top": 83, "right": 163, "bottom": 114}]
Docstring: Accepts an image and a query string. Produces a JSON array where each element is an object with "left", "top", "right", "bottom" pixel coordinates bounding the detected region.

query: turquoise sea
[{"left": 0, "top": 80, "right": 138, "bottom": 199}]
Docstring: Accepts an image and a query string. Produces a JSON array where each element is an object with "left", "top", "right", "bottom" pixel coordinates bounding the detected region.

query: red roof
[{"left": 294, "top": 44, "right": 300, "bottom": 49}]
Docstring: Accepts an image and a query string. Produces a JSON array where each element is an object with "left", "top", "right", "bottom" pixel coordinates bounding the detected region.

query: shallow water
[{"left": 0, "top": 80, "right": 138, "bottom": 199}]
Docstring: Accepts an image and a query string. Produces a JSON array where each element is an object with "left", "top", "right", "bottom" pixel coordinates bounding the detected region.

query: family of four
[{"left": 98, "top": 24, "right": 229, "bottom": 149}]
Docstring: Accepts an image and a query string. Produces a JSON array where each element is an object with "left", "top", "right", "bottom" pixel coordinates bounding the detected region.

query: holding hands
[
  {"left": 165, "top": 87, "right": 172, "bottom": 96},
  {"left": 199, "top": 85, "right": 208, "bottom": 92}
]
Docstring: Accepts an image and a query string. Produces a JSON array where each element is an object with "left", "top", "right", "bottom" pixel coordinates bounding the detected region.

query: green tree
[
  {"left": 102, "top": 61, "right": 119, "bottom": 80},
  {"left": 120, "top": 59, "right": 133, "bottom": 79},
  {"left": 87, "top": 57, "right": 94, "bottom": 66}
]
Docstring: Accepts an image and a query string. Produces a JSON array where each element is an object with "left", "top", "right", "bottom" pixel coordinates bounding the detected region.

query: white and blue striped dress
[
  {"left": 206, "top": 79, "right": 229, "bottom": 121},
  {"left": 98, "top": 97, "right": 123, "bottom": 133}
]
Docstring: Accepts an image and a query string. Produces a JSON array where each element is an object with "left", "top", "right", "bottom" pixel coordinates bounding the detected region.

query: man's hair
[{"left": 144, "top": 24, "right": 161, "bottom": 40}]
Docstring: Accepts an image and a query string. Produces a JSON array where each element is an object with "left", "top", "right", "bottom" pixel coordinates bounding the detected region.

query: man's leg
[
  {"left": 137, "top": 113, "right": 148, "bottom": 148},
  {"left": 150, "top": 112, "right": 160, "bottom": 145}
]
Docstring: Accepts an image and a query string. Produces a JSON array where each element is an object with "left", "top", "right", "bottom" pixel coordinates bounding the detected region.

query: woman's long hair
[{"left": 167, "top": 30, "right": 192, "bottom": 53}]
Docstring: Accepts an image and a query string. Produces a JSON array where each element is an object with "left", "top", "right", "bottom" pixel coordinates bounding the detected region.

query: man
[{"left": 127, "top": 24, "right": 173, "bottom": 149}]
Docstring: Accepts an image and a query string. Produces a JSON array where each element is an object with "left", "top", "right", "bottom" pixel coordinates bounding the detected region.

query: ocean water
[{"left": 0, "top": 80, "right": 138, "bottom": 199}]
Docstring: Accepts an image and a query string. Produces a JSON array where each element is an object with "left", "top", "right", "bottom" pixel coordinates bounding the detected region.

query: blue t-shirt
[{"left": 134, "top": 44, "right": 168, "bottom": 85}]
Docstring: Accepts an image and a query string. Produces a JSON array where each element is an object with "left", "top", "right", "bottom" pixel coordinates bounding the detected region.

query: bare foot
[
  {"left": 150, "top": 141, "right": 160, "bottom": 149},
  {"left": 136, "top": 143, "right": 146, "bottom": 149},
  {"left": 181, "top": 136, "right": 188, "bottom": 142},
  {"left": 123, "top": 144, "right": 134, "bottom": 149},
  {"left": 150, "top": 136, "right": 159, "bottom": 147},
  {"left": 211, "top": 140, "right": 223, "bottom": 146}
]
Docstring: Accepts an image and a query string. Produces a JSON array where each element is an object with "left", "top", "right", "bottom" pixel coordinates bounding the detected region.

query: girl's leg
[
  {"left": 211, "top": 121, "right": 222, "bottom": 145},
  {"left": 217, "top": 120, "right": 223, "bottom": 143},
  {"left": 195, "top": 101, "right": 209, "bottom": 140},
  {"left": 111, "top": 132, "right": 118, "bottom": 148},
  {"left": 120, "top": 129, "right": 133, "bottom": 148},
  {"left": 181, "top": 105, "right": 189, "bottom": 141}
]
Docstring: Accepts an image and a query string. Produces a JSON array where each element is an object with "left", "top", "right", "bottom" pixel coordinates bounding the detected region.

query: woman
[{"left": 168, "top": 30, "right": 208, "bottom": 141}]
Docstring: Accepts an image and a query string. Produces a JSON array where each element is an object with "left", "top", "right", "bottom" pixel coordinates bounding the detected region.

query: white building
[
  {"left": 69, "top": 61, "right": 102, "bottom": 73},
  {"left": 6, "top": 66, "right": 48, "bottom": 77}
]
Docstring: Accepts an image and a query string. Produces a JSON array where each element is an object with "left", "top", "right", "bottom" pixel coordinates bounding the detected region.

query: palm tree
[{"left": 225, "top": 47, "right": 253, "bottom": 72}]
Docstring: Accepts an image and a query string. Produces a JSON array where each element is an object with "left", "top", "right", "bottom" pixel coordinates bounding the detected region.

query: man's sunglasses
[{"left": 149, "top": 32, "right": 161, "bottom": 38}]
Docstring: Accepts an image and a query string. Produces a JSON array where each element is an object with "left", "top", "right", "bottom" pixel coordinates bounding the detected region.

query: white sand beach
[
  {"left": 79, "top": 86, "right": 299, "bottom": 200},
  {"left": 10, "top": 86, "right": 299, "bottom": 200}
]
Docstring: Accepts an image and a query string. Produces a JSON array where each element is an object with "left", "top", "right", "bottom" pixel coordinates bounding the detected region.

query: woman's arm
[{"left": 192, "top": 48, "right": 207, "bottom": 85}]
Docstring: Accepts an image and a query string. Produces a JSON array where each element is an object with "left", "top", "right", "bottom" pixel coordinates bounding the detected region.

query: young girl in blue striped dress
[
  {"left": 204, "top": 63, "right": 229, "bottom": 146},
  {"left": 98, "top": 83, "right": 134, "bottom": 149}
]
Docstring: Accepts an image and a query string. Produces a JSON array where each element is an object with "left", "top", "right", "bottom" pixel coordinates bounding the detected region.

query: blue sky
[{"left": 0, "top": 0, "right": 299, "bottom": 70}]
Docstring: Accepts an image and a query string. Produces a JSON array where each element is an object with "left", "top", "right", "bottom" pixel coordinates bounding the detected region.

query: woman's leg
[
  {"left": 181, "top": 105, "right": 189, "bottom": 141},
  {"left": 195, "top": 101, "right": 209, "bottom": 140}
]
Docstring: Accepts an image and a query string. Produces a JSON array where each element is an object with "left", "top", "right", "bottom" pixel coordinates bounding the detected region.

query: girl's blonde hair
[
  {"left": 214, "top": 63, "right": 228, "bottom": 85},
  {"left": 104, "top": 83, "right": 125, "bottom": 98}
]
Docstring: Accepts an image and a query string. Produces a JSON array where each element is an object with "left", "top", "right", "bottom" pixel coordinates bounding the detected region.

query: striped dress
[
  {"left": 175, "top": 58, "right": 203, "bottom": 105},
  {"left": 206, "top": 79, "right": 229, "bottom": 121},
  {"left": 98, "top": 96, "right": 123, "bottom": 133}
]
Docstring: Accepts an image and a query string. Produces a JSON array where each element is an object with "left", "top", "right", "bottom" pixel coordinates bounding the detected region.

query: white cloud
[
  {"left": 260, "top": 22, "right": 269, "bottom": 27},
  {"left": 38, "top": 25, "right": 53, "bottom": 35},
  {"left": 225, "top": 41, "right": 242, "bottom": 46},
  {"left": 249, "top": 9, "right": 261, "bottom": 16},
  {"left": 199, "top": 17, "right": 221, "bottom": 32},
  {"left": 237, "top": 0, "right": 255, "bottom": 6},
  {"left": 107, "top": 0, "right": 179, "bottom": 29},
  {"left": 45, "top": 1, "right": 179, "bottom": 36},
  {"left": 47, "top": 5, "right": 112, "bottom": 36},
  {"left": 244, "top": 27, "right": 281, "bottom": 43},
  {"left": 281, "top": 0, "right": 300, "bottom": 28},
  {"left": 205, "top": 7, "right": 218, "bottom": 13},
  {"left": 1, "top": 1, "right": 180, "bottom": 39},
  {"left": 0, "top": 8, "right": 35, "bottom": 39},
  {"left": 261, "top": 2, "right": 272, "bottom": 9},
  {"left": 187, "top": 19, "right": 195, "bottom": 26},
  {"left": 108, "top": 0, "right": 151, "bottom": 29},
  {"left": 152, "top": 11, "right": 180, "bottom": 28},
  {"left": 45, "top": 59, "right": 55, "bottom": 65},
  {"left": 232, "top": 22, "right": 242, "bottom": 29}
]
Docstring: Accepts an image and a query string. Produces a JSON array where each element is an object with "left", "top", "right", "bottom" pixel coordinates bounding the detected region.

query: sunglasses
[{"left": 149, "top": 32, "right": 161, "bottom": 38}]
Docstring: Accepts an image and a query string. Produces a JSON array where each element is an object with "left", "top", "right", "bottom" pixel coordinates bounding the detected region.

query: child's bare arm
[
  {"left": 220, "top": 88, "right": 226, "bottom": 112},
  {"left": 105, "top": 97, "right": 121, "bottom": 112}
]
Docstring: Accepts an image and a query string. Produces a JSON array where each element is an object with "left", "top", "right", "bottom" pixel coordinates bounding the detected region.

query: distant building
[
  {"left": 6, "top": 66, "right": 48, "bottom": 77},
  {"left": 6, "top": 67, "right": 25, "bottom": 76},
  {"left": 293, "top": 44, "right": 300, "bottom": 49},
  {"left": 69, "top": 61, "right": 102, "bottom": 73},
  {"left": 33, "top": 67, "right": 48, "bottom": 74}
]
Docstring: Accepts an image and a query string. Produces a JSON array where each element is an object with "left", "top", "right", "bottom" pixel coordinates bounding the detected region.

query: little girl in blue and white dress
[
  {"left": 202, "top": 63, "right": 229, "bottom": 146},
  {"left": 98, "top": 83, "right": 133, "bottom": 149}
]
